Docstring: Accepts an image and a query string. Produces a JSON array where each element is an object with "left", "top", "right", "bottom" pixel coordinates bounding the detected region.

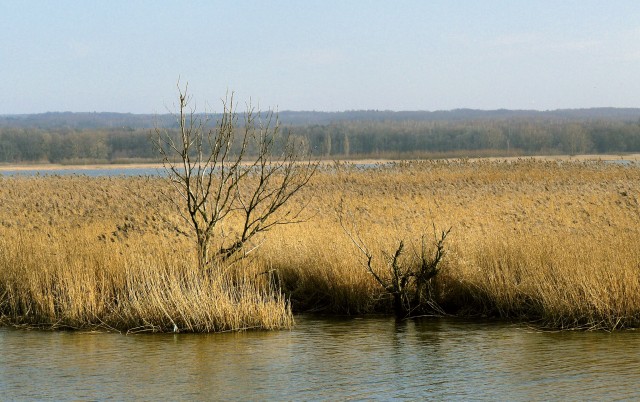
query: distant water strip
[{"left": 0, "top": 167, "right": 165, "bottom": 177}]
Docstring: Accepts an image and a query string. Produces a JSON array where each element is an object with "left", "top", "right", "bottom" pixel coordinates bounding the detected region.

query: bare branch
[
  {"left": 154, "top": 82, "right": 317, "bottom": 270},
  {"left": 337, "top": 197, "right": 451, "bottom": 318}
]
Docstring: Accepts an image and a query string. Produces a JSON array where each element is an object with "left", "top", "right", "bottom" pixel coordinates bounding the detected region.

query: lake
[
  {"left": 0, "top": 159, "right": 638, "bottom": 178},
  {"left": 0, "top": 167, "right": 164, "bottom": 177},
  {"left": 1, "top": 316, "right": 639, "bottom": 400}
]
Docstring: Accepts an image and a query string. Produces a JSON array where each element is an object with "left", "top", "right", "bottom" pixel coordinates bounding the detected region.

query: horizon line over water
[{"left": 1, "top": 158, "right": 639, "bottom": 178}]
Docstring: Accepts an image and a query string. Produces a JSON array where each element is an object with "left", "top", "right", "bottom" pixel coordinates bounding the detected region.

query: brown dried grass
[
  {"left": 0, "top": 177, "right": 292, "bottom": 332},
  {"left": 1, "top": 159, "right": 639, "bottom": 330},
  {"left": 265, "top": 159, "right": 640, "bottom": 329}
]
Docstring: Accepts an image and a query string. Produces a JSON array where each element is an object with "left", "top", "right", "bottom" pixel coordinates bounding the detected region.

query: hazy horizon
[
  {"left": 5, "top": 106, "right": 640, "bottom": 117},
  {"left": 2, "top": 1, "right": 640, "bottom": 114}
]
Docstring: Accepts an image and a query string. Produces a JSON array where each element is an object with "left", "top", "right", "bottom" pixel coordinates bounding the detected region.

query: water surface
[
  {"left": 0, "top": 159, "right": 637, "bottom": 177},
  {"left": 1, "top": 316, "right": 639, "bottom": 400},
  {"left": 0, "top": 167, "right": 163, "bottom": 177}
]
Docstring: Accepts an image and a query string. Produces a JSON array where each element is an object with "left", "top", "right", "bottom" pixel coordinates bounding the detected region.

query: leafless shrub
[
  {"left": 338, "top": 201, "right": 451, "bottom": 318},
  {"left": 153, "top": 83, "right": 317, "bottom": 271}
]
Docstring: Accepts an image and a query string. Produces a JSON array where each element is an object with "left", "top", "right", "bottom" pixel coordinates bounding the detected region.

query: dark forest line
[
  {"left": 1, "top": 110, "right": 640, "bottom": 163},
  {"left": 0, "top": 107, "right": 640, "bottom": 130},
  {"left": 2, "top": 108, "right": 640, "bottom": 129}
]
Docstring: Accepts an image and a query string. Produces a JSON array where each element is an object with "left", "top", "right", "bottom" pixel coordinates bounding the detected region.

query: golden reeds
[
  {"left": 266, "top": 159, "right": 640, "bottom": 329},
  {"left": 0, "top": 231, "right": 292, "bottom": 332},
  {"left": 1, "top": 159, "right": 639, "bottom": 330}
]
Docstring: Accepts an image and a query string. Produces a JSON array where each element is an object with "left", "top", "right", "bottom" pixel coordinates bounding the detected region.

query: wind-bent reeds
[{"left": 1, "top": 159, "right": 639, "bottom": 330}]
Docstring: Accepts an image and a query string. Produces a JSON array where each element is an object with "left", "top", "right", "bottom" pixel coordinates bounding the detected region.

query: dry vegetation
[
  {"left": 0, "top": 176, "right": 292, "bottom": 332},
  {"left": 1, "top": 159, "right": 639, "bottom": 331}
]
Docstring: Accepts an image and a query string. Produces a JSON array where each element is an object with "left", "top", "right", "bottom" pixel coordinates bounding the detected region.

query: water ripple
[{"left": 1, "top": 318, "right": 639, "bottom": 400}]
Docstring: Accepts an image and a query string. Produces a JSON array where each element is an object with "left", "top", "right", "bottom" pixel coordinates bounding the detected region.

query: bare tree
[
  {"left": 154, "top": 83, "right": 317, "bottom": 270},
  {"left": 338, "top": 202, "right": 451, "bottom": 317}
]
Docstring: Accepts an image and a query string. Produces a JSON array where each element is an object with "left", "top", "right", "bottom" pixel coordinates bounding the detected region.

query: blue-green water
[{"left": 1, "top": 317, "right": 639, "bottom": 400}]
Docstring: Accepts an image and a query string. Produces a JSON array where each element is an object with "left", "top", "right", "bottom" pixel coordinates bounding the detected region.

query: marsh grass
[
  {"left": 264, "top": 159, "right": 640, "bottom": 329},
  {"left": 1, "top": 159, "right": 640, "bottom": 330},
  {"left": 0, "top": 232, "right": 292, "bottom": 332}
]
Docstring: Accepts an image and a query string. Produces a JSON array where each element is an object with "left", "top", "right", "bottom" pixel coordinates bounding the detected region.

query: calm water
[
  {"left": 0, "top": 167, "right": 163, "bottom": 177},
  {"left": 1, "top": 316, "right": 639, "bottom": 400},
  {"left": 0, "top": 159, "right": 638, "bottom": 178}
]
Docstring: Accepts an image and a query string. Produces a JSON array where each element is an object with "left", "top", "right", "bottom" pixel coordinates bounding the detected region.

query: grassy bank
[{"left": 1, "top": 159, "right": 639, "bottom": 331}]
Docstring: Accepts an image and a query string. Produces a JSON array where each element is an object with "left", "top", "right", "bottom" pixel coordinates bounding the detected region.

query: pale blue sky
[{"left": 2, "top": 1, "right": 640, "bottom": 113}]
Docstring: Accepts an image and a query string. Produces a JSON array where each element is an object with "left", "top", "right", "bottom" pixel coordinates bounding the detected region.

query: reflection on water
[{"left": 1, "top": 317, "right": 640, "bottom": 400}]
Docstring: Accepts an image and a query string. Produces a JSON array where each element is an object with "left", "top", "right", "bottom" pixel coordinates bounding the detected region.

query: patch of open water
[{"left": 1, "top": 316, "right": 639, "bottom": 400}]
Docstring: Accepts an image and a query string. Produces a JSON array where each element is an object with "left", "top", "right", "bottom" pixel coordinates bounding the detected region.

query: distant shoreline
[
  {"left": 0, "top": 162, "right": 164, "bottom": 171},
  {"left": 1, "top": 154, "right": 639, "bottom": 172}
]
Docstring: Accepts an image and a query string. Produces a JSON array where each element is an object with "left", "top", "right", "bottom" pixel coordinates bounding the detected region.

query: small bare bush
[{"left": 339, "top": 201, "right": 451, "bottom": 318}]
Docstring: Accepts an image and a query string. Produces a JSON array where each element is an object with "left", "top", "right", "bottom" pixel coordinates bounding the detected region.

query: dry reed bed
[
  {"left": 264, "top": 160, "right": 640, "bottom": 329},
  {"left": 1, "top": 159, "right": 639, "bottom": 330},
  {"left": 0, "top": 177, "right": 292, "bottom": 332}
]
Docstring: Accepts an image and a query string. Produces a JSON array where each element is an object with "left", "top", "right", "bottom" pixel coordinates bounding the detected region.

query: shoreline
[
  {"left": 1, "top": 153, "right": 639, "bottom": 172},
  {"left": 0, "top": 162, "right": 165, "bottom": 171}
]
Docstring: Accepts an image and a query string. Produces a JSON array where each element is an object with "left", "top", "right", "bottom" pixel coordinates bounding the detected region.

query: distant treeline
[
  {"left": 294, "top": 119, "right": 640, "bottom": 158},
  {"left": 3, "top": 108, "right": 640, "bottom": 129},
  {"left": 0, "top": 127, "right": 154, "bottom": 163},
  {"left": 2, "top": 111, "right": 640, "bottom": 163}
]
